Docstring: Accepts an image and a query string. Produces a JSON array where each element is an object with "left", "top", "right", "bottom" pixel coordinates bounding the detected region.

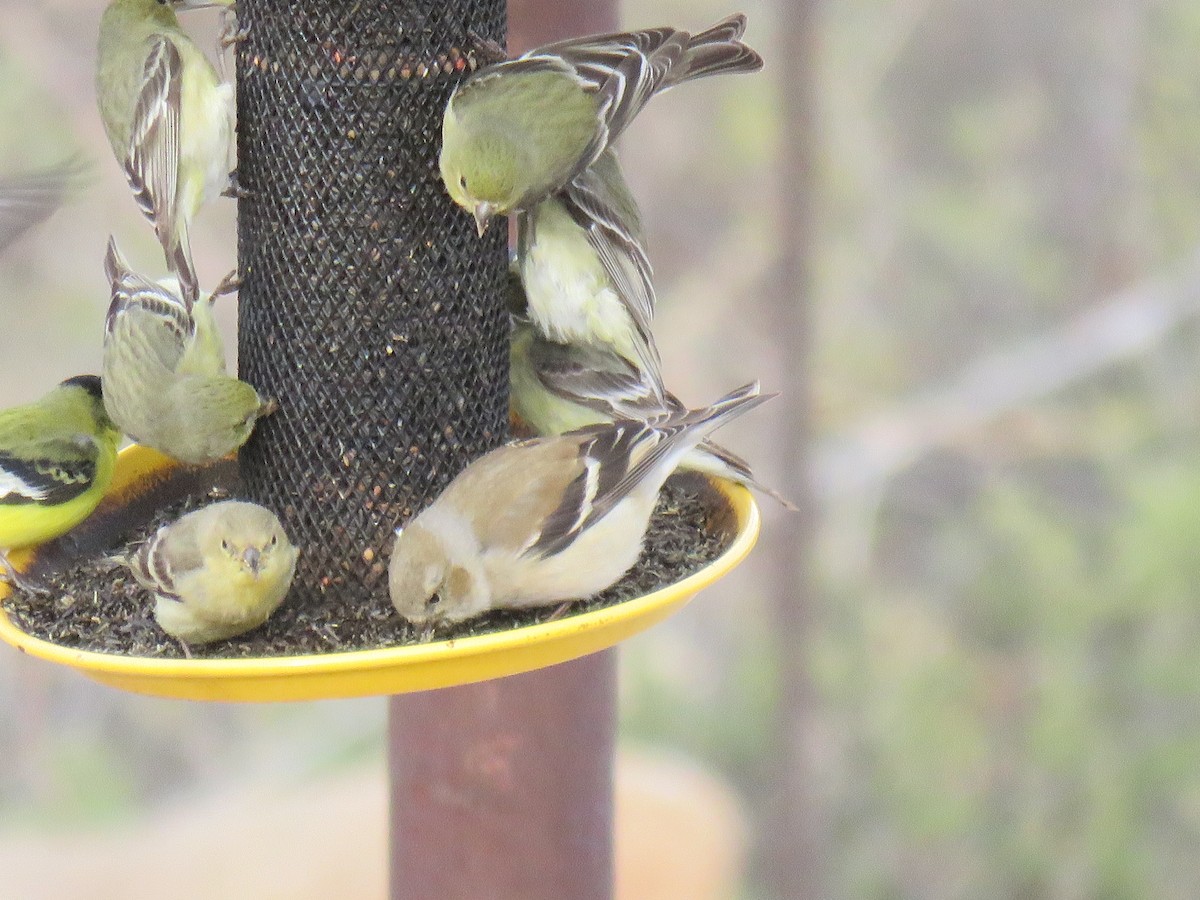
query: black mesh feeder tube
[{"left": 236, "top": 0, "right": 510, "bottom": 603}]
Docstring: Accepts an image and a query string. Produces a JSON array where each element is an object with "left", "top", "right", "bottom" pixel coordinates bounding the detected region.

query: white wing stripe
[{"left": 0, "top": 469, "right": 50, "bottom": 502}]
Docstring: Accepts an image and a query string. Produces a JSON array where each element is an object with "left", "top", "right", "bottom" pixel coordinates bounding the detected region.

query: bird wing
[
  {"left": 466, "top": 28, "right": 684, "bottom": 182},
  {"left": 0, "top": 433, "right": 103, "bottom": 507},
  {"left": 544, "top": 15, "right": 760, "bottom": 139},
  {"left": 448, "top": 403, "right": 745, "bottom": 561},
  {"left": 558, "top": 172, "right": 662, "bottom": 385},
  {"left": 522, "top": 326, "right": 673, "bottom": 420},
  {"left": 0, "top": 159, "right": 87, "bottom": 253},
  {"left": 525, "top": 337, "right": 767, "bottom": 492},
  {"left": 124, "top": 36, "right": 198, "bottom": 305},
  {"left": 670, "top": 14, "right": 762, "bottom": 83},
  {"left": 104, "top": 238, "right": 194, "bottom": 373},
  {"left": 524, "top": 384, "right": 770, "bottom": 557},
  {"left": 466, "top": 17, "right": 760, "bottom": 190},
  {"left": 531, "top": 27, "right": 688, "bottom": 171},
  {"left": 521, "top": 419, "right": 665, "bottom": 559},
  {"left": 130, "top": 524, "right": 182, "bottom": 600},
  {"left": 129, "top": 514, "right": 205, "bottom": 602}
]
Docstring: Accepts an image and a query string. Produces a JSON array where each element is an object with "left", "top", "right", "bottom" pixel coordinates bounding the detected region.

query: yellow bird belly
[{"left": 0, "top": 487, "right": 107, "bottom": 550}]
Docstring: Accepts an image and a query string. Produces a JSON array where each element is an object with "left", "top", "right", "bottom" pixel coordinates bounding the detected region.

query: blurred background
[{"left": 4, "top": 0, "right": 1200, "bottom": 897}]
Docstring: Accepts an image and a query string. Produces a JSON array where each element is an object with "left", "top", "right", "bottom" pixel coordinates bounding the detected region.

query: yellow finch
[
  {"left": 510, "top": 318, "right": 795, "bottom": 509},
  {"left": 96, "top": 0, "right": 235, "bottom": 301},
  {"left": 0, "top": 376, "right": 120, "bottom": 591},
  {"left": 389, "top": 382, "right": 773, "bottom": 626},
  {"left": 122, "top": 499, "right": 298, "bottom": 647},
  {"left": 102, "top": 237, "right": 275, "bottom": 464},
  {"left": 517, "top": 148, "right": 664, "bottom": 387},
  {"left": 440, "top": 13, "right": 763, "bottom": 231}
]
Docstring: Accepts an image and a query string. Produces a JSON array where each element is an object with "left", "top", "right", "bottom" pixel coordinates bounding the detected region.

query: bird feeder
[
  {"left": 0, "top": 1, "right": 764, "bottom": 896},
  {"left": 0, "top": 444, "right": 759, "bottom": 700}
]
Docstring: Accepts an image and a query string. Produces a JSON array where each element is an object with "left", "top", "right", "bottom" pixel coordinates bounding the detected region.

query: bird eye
[
  {"left": 221, "top": 539, "right": 231, "bottom": 552},
  {"left": 269, "top": 535, "right": 277, "bottom": 547},
  {"left": 426, "top": 594, "right": 441, "bottom": 608},
  {"left": 459, "top": 175, "right": 468, "bottom": 190}
]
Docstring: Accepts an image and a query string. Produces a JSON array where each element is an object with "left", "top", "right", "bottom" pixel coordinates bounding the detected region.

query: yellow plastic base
[{"left": 0, "top": 446, "right": 760, "bottom": 702}]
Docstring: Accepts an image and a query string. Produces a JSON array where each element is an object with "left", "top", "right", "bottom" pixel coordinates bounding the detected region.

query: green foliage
[
  {"left": 20, "top": 733, "right": 143, "bottom": 828},
  {"left": 621, "top": 619, "right": 780, "bottom": 783},
  {"left": 821, "top": 456, "right": 1200, "bottom": 898}
]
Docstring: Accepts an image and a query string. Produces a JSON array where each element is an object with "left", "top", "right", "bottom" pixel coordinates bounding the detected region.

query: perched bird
[
  {"left": 517, "top": 148, "right": 663, "bottom": 386},
  {"left": 121, "top": 500, "right": 298, "bottom": 647},
  {"left": 389, "top": 382, "right": 773, "bottom": 626},
  {"left": 0, "top": 376, "right": 121, "bottom": 592},
  {"left": 510, "top": 317, "right": 796, "bottom": 509},
  {"left": 0, "top": 159, "right": 90, "bottom": 253},
  {"left": 102, "top": 237, "right": 275, "bottom": 464},
  {"left": 440, "top": 13, "right": 763, "bottom": 232},
  {"left": 96, "top": 0, "right": 235, "bottom": 300}
]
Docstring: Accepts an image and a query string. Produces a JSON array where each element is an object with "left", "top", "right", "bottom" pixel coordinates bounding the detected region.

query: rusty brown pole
[
  {"left": 389, "top": 656, "right": 617, "bottom": 899},
  {"left": 388, "top": 3, "right": 620, "bottom": 899}
]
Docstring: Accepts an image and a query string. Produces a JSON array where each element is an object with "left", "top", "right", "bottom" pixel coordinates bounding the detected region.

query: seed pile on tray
[{"left": 3, "top": 478, "right": 732, "bottom": 659}]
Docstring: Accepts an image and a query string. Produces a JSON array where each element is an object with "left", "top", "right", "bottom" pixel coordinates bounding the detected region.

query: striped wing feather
[{"left": 0, "top": 435, "right": 100, "bottom": 507}]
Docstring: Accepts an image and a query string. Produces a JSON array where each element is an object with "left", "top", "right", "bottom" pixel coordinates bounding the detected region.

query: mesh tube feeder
[
  {"left": 0, "top": 0, "right": 761, "bottom": 703},
  {"left": 237, "top": 0, "right": 510, "bottom": 603}
]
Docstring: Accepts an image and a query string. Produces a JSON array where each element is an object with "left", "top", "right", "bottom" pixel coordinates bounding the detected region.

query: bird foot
[
  {"left": 222, "top": 170, "right": 254, "bottom": 200},
  {"left": 211, "top": 269, "right": 241, "bottom": 299},
  {"left": 466, "top": 30, "right": 508, "bottom": 66},
  {"left": 1, "top": 556, "right": 51, "bottom": 596},
  {"left": 214, "top": 11, "right": 249, "bottom": 83},
  {"left": 219, "top": 10, "right": 250, "bottom": 48}
]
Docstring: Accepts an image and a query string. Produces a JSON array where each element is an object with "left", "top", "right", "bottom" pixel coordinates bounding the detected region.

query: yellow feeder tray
[{"left": 0, "top": 445, "right": 761, "bottom": 703}]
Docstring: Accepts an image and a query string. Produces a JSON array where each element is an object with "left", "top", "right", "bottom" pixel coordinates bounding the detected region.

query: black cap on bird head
[{"left": 60, "top": 374, "right": 103, "bottom": 401}]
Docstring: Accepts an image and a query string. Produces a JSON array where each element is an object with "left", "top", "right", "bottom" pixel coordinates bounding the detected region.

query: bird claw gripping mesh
[{"left": 235, "top": 0, "right": 509, "bottom": 606}]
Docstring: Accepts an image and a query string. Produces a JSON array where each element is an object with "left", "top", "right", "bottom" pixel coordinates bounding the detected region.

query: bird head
[
  {"left": 439, "top": 104, "right": 520, "bottom": 236},
  {"left": 187, "top": 380, "right": 275, "bottom": 461},
  {"left": 388, "top": 522, "right": 485, "bottom": 627},
  {"left": 58, "top": 374, "right": 120, "bottom": 439},
  {"left": 209, "top": 502, "right": 298, "bottom": 587}
]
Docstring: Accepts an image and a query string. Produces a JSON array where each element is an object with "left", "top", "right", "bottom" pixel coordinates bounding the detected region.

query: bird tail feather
[
  {"left": 689, "top": 438, "right": 799, "bottom": 511},
  {"left": 669, "top": 14, "right": 764, "bottom": 87},
  {"left": 638, "top": 381, "right": 775, "bottom": 486}
]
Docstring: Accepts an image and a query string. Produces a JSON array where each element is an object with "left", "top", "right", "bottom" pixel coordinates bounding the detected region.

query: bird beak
[
  {"left": 473, "top": 202, "right": 495, "bottom": 237},
  {"left": 259, "top": 396, "right": 280, "bottom": 417},
  {"left": 242, "top": 547, "right": 262, "bottom": 574}
]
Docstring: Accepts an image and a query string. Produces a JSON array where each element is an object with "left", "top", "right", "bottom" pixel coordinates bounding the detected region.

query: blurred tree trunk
[
  {"left": 1053, "top": 0, "right": 1144, "bottom": 302},
  {"left": 761, "top": 0, "right": 825, "bottom": 897}
]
